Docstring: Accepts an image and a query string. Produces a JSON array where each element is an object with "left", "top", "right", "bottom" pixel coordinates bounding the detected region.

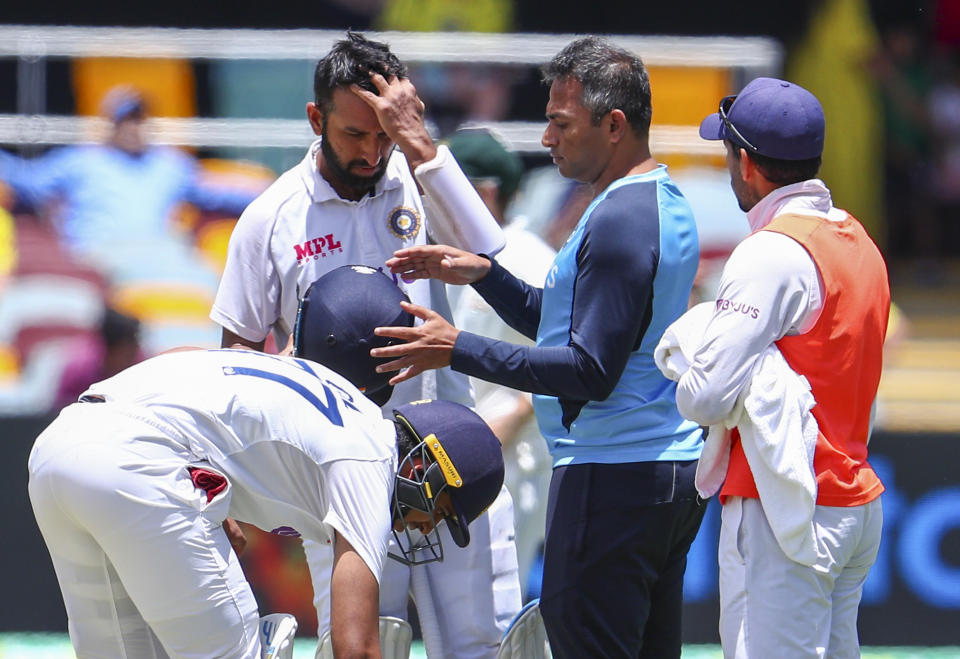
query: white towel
[{"left": 656, "top": 302, "right": 820, "bottom": 566}]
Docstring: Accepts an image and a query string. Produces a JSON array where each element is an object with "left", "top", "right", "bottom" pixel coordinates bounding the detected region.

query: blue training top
[{"left": 452, "top": 166, "right": 703, "bottom": 466}]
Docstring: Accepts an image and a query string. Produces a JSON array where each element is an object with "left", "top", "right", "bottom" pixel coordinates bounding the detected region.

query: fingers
[
  {"left": 371, "top": 303, "right": 434, "bottom": 356},
  {"left": 367, "top": 71, "right": 393, "bottom": 93},
  {"left": 388, "top": 365, "right": 420, "bottom": 386},
  {"left": 374, "top": 355, "right": 410, "bottom": 374},
  {"left": 386, "top": 245, "right": 458, "bottom": 276},
  {"left": 392, "top": 245, "right": 451, "bottom": 260},
  {"left": 399, "top": 300, "right": 433, "bottom": 318},
  {"left": 349, "top": 72, "right": 409, "bottom": 105},
  {"left": 349, "top": 82, "right": 378, "bottom": 108}
]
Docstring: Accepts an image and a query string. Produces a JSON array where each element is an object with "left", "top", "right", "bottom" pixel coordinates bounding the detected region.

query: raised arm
[
  {"left": 449, "top": 204, "right": 654, "bottom": 401},
  {"left": 351, "top": 74, "right": 504, "bottom": 256},
  {"left": 376, "top": 204, "right": 652, "bottom": 406},
  {"left": 387, "top": 245, "right": 543, "bottom": 339},
  {"left": 0, "top": 147, "right": 72, "bottom": 208}
]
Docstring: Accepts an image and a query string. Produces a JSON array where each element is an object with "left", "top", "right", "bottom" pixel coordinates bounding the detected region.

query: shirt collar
[
  {"left": 298, "top": 138, "right": 405, "bottom": 203},
  {"left": 746, "top": 178, "right": 834, "bottom": 232}
]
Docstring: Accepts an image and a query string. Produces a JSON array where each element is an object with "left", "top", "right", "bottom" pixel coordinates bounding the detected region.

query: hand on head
[{"left": 350, "top": 72, "right": 436, "bottom": 168}]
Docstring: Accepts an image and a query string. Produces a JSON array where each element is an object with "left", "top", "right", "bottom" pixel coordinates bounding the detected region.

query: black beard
[{"left": 321, "top": 135, "right": 389, "bottom": 196}]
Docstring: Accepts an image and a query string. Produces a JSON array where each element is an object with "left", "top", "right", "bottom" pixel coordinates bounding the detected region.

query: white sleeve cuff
[{"left": 414, "top": 144, "right": 506, "bottom": 256}]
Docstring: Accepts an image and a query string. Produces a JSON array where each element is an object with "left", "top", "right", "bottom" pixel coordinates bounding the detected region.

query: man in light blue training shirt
[{"left": 371, "top": 36, "right": 706, "bottom": 659}]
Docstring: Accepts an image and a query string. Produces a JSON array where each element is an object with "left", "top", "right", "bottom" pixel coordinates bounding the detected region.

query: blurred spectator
[
  {"left": 53, "top": 307, "right": 144, "bottom": 409},
  {"left": 445, "top": 127, "right": 556, "bottom": 599},
  {"left": 0, "top": 86, "right": 261, "bottom": 280},
  {"left": 868, "top": 20, "right": 939, "bottom": 271}
]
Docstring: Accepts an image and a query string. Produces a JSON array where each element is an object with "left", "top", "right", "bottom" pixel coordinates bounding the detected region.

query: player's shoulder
[
  {"left": 727, "top": 230, "right": 813, "bottom": 280},
  {"left": 236, "top": 168, "right": 308, "bottom": 227},
  {"left": 589, "top": 180, "right": 658, "bottom": 229}
]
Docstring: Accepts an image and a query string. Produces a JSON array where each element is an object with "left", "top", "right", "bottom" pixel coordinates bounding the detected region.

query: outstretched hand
[
  {"left": 371, "top": 301, "right": 460, "bottom": 386},
  {"left": 350, "top": 72, "right": 437, "bottom": 168},
  {"left": 387, "top": 245, "right": 492, "bottom": 286}
]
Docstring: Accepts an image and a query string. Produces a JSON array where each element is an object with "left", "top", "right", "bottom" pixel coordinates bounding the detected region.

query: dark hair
[
  {"left": 313, "top": 31, "right": 407, "bottom": 114},
  {"left": 541, "top": 36, "right": 652, "bottom": 137},
  {"left": 726, "top": 140, "right": 822, "bottom": 185},
  {"left": 395, "top": 419, "right": 420, "bottom": 461}
]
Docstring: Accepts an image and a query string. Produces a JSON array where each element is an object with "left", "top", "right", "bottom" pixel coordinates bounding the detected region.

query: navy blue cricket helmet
[
  {"left": 293, "top": 265, "right": 413, "bottom": 406},
  {"left": 390, "top": 399, "right": 505, "bottom": 565}
]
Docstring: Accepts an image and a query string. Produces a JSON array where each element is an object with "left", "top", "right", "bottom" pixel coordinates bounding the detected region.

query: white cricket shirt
[
  {"left": 211, "top": 140, "right": 503, "bottom": 408},
  {"left": 80, "top": 348, "right": 397, "bottom": 582},
  {"left": 675, "top": 179, "right": 840, "bottom": 426}
]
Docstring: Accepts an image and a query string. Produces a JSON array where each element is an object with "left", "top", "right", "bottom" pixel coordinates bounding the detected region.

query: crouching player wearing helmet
[{"left": 27, "top": 335, "right": 504, "bottom": 656}]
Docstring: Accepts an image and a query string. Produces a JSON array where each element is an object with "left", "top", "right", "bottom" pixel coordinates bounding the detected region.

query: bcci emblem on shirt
[{"left": 387, "top": 206, "right": 422, "bottom": 239}]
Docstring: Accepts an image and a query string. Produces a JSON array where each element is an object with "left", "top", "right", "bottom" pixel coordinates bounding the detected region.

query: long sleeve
[
  {"left": 675, "top": 231, "right": 822, "bottom": 426},
  {"left": 451, "top": 198, "right": 657, "bottom": 402},
  {"left": 468, "top": 257, "right": 544, "bottom": 341},
  {"left": 415, "top": 145, "right": 505, "bottom": 256}
]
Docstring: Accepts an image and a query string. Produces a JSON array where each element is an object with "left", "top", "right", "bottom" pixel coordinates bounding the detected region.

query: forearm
[
  {"left": 469, "top": 258, "right": 543, "bottom": 340},
  {"left": 451, "top": 332, "right": 611, "bottom": 400},
  {"left": 330, "top": 533, "right": 380, "bottom": 658}
]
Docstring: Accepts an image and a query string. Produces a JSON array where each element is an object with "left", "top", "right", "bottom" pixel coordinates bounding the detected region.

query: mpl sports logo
[{"left": 294, "top": 233, "right": 343, "bottom": 264}]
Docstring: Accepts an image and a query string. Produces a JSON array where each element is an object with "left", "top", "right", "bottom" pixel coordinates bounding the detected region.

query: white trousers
[
  {"left": 28, "top": 406, "right": 261, "bottom": 659},
  {"left": 304, "top": 484, "right": 522, "bottom": 659},
  {"left": 719, "top": 496, "right": 883, "bottom": 659}
]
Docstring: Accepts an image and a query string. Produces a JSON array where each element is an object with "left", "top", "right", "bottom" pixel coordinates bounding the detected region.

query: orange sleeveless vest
[{"left": 720, "top": 213, "right": 888, "bottom": 507}]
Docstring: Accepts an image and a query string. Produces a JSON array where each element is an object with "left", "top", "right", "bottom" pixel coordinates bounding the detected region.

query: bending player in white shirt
[{"left": 28, "top": 270, "right": 505, "bottom": 659}]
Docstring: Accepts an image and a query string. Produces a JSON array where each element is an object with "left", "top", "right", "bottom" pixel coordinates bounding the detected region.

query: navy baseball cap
[
  {"left": 699, "top": 77, "right": 825, "bottom": 160},
  {"left": 393, "top": 399, "right": 505, "bottom": 548},
  {"left": 293, "top": 265, "right": 413, "bottom": 406}
]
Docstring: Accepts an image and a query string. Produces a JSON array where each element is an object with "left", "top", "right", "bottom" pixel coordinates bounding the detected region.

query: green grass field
[{"left": 2, "top": 634, "right": 959, "bottom": 658}]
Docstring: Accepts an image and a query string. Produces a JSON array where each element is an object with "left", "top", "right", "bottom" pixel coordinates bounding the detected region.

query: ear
[
  {"left": 306, "top": 102, "right": 324, "bottom": 137},
  {"left": 608, "top": 109, "right": 628, "bottom": 144},
  {"left": 738, "top": 147, "right": 754, "bottom": 182}
]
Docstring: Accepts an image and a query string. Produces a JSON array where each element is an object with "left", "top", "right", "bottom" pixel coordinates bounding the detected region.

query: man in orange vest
[{"left": 677, "top": 78, "right": 889, "bottom": 657}]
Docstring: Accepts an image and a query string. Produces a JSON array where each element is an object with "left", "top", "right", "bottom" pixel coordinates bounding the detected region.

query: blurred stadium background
[{"left": 2, "top": 0, "right": 959, "bottom": 656}]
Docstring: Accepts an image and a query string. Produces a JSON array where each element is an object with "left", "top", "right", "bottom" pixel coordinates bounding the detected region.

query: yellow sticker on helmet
[{"left": 423, "top": 433, "right": 463, "bottom": 488}]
